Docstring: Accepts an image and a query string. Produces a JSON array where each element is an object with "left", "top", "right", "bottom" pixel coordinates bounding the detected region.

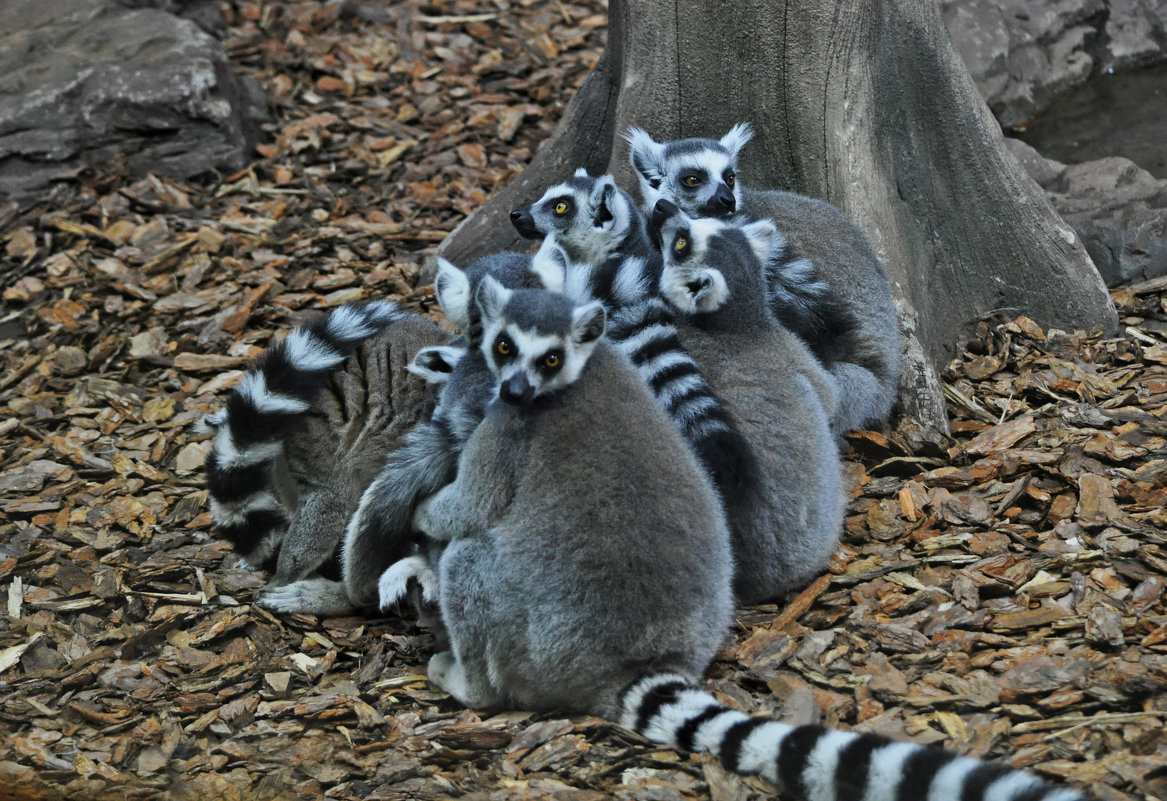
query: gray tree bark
[{"left": 440, "top": 0, "right": 1119, "bottom": 432}]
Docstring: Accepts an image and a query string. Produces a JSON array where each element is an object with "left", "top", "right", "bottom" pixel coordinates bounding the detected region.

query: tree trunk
[{"left": 440, "top": 0, "right": 1119, "bottom": 432}]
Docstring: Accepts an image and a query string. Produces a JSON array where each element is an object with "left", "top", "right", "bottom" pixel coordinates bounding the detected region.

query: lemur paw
[
  {"left": 378, "top": 555, "right": 438, "bottom": 609},
  {"left": 254, "top": 578, "right": 355, "bottom": 616}
]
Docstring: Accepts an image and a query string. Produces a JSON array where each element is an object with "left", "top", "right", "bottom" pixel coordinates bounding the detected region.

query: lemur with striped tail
[
  {"left": 255, "top": 251, "right": 550, "bottom": 616},
  {"left": 510, "top": 169, "right": 761, "bottom": 514},
  {"left": 626, "top": 123, "right": 900, "bottom": 435},
  {"left": 642, "top": 200, "right": 845, "bottom": 604},
  {"left": 412, "top": 278, "right": 1086, "bottom": 801},
  {"left": 201, "top": 300, "right": 448, "bottom": 594}
]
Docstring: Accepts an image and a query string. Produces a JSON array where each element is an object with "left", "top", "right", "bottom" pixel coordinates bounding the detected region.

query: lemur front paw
[{"left": 378, "top": 555, "right": 439, "bottom": 610}]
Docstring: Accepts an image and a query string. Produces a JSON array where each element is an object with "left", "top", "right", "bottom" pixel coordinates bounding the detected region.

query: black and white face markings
[
  {"left": 475, "top": 276, "right": 606, "bottom": 406},
  {"left": 510, "top": 169, "right": 636, "bottom": 268},
  {"left": 625, "top": 123, "right": 752, "bottom": 220},
  {"left": 512, "top": 173, "right": 759, "bottom": 509},
  {"left": 650, "top": 199, "right": 776, "bottom": 317}
]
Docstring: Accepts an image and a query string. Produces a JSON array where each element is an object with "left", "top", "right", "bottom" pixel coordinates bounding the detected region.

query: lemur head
[
  {"left": 510, "top": 169, "right": 638, "bottom": 265},
  {"left": 650, "top": 199, "right": 776, "bottom": 316},
  {"left": 625, "top": 123, "right": 753, "bottom": 219},
  {"left": 475, "top": 276, "right": 606, "bottom": 407}
]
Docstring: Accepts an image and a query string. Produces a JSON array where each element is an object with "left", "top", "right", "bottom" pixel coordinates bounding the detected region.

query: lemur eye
[
  {"left": 543, "top": 353, "right": 561, "bottom": 368},
  {"left": 674, "top": 236, "right": 688, "bottom": 253},
  {"left": 681, "top": 175, "right": 700, "bottom": 188},
  {"left": 495, "top": 338, "right": 513, "bottom": 357},
  {"left": 554, "top": 202, "right": 569, "bottom": 215},
  {"left": 725, "top": 172, "right": 736, "bottom": 188}
]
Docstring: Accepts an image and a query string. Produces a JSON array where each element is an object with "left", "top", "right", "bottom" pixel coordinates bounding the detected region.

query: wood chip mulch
[{"left": 1, "top": 2, "right": 1164, "bottom": 800}]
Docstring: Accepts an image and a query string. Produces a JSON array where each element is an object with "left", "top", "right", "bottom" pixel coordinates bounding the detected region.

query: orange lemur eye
[
  {"left": 496, "top": 338, "right": 512, "bottom": 356},
  {"left": 674, "top": 237, "right": 688, "bottom": 253},
  {"left": 725, "top": 173, "right": 736, "bottom": 187},
  {"left": 554, "top": 202, "right": 568, "bottom": 215},
  {"left": 682, "top": 175, "right": 699, "bottom": 188},
  {"left": 544, "top": 353, "right": 561, "bottom": 368}
]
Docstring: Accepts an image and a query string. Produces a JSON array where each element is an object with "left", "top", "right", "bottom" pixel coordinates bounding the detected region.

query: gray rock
[
  {"left": 119, "top": 0, "right": 229, "bottom": 36},
  {"left": 0, "top": 0, "right": 267, "bottom": 204},
  {"left": 942, "top": 0, "right": 1167, "bottom": 127},
  {"left": 1007, "top": 138, "right": 1167, "bottom": 285}
]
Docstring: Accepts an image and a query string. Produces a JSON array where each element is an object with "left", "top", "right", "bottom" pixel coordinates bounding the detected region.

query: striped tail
[
  {"left": 621, "top": 675, "right": 1087, "bottom": 801},
  {"left": 764, "top": 241, "right": 858, "bottom": 367},
  {"left": 607, "top": 297, "right": 759, "bottom": 509},
  {"left": 203, "top": 299, "right": 408, "bottom": 567}
]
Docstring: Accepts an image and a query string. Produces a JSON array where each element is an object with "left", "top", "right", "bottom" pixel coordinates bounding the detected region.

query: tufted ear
[
  {"left": 434, "top": 258, "right": 472, "bottom": 330},
  {"left": 571, "top": 300, "right": 606, "bottom": 345},
  {"left": 740, "top": 218, "right": 777, "bottom": 266},
  {"left": 573, "top": 166, "right": 589, "bottom": 178},
  {"left": 475, "top": 274, "right": 512, "bottom": 324},
  {"left": 407, "top": 344, "right": 467, "bottom": 384},
  {"left": 590, "top": 175, "right": 618, "bottom": 226},
  {"left": 624, "top": 127, "right": 666, "bottom": 188},
  {"left": 718, "top": 122, "right": 754, "bottom": 161}
]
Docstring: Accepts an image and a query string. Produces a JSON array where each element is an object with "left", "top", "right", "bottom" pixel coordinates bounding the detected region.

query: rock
[
  {"left": 0, "top": 0, "right": 267, "bottom": 204},
  {"left": 120, "top": 0, "right": 229, "bottom": 36},
  {"left": 942, "top": 0, "right": 1167, "bottom": 127},
  {"left": 1006, "top": 138, "right": 1167, "bottom": 285}
]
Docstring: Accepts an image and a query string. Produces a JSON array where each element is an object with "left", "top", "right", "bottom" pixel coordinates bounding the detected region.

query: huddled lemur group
[{"left": 203, "top": 126, "right": 1085, "bottom": 801}]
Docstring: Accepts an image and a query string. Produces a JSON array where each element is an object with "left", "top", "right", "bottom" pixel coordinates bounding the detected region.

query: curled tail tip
[{"left": 325, "top": 298, "right": 405, "bottom": 344}]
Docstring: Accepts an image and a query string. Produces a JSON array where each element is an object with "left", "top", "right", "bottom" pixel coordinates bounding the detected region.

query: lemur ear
[
  {"left": 740, "top": 218, "right": 777, "bottom": 265},
  {"left": 475, "top": 274, "right": 512, "bottom": 323},
  {"left": 434, "top": 258, "right": 472, "bottom": 330},
  {"left": 407, "top": 344, "right": 467, "bottom": 384},
  {"left": 530, "top": 238, "right": 568, "bottom": 292},
  {"left": 573, "top": 166, "right": 589, "bottom": 178},
  {"left": 719, "top": 122, "right": 754, "bottom": 161},
  {"left": 591, "top": 176, "right": 617, "bottom": 226},
  {"left": 571, "top": 300, "right": 607, "bottom": 345},
  {"left": 624, "top": 127, "right": 665, "bottom": 188}
]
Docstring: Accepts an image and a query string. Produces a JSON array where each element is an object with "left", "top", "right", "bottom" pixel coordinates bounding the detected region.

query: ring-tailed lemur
[
  {"left": 510, "top": 170, "right": 760, "bottom": 512},
  {"left": 645, "top": 200, "right": 845, "bottom": 605},
  {"left": 255, "top": 252, "right": 550, "bottom": 616},
  {"left": 202, "top": 300, "right": 447, "bottom": 592},
  {"left": 411, "top": 279, "right": 1086, "bottom": 801},
  {"left": 626, "top": 123, "right": 901, "bottom": 435}
]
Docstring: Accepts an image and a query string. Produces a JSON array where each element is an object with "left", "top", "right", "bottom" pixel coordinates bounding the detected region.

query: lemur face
[
  {"left": 625, "top": 123, "right": 753, "bottom": 219},
  {"left": 650, "top": 199, "right": 776, "bottom": 316},
  {"left": 510, "top": 170, "right": 631, "bottom": 265},
  {"left": 650, "top": 200, "right": 732, "bottom": 315},
  {"left": 475, "top": 277, "right": 606, "bottom": 407}
]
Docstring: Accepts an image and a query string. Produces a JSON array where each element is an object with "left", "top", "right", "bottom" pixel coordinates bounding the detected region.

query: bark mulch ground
[{"left": 1, "top": 2, "right": 1165, "bottom": 799}]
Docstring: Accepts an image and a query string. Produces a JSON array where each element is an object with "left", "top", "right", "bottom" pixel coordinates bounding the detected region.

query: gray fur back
[
  {"left": 677, "top": 321, "right": 842, "bottom": 604},
  {"left": 740, "top": 188, "right": 901, "bottom": 433}
]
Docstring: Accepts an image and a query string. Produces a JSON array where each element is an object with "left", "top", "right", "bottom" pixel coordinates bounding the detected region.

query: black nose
[
  {"left": 510, "top": 207, "right": 540, "bottom": 239},
  {"left": 698, "top": 185, "right": 735, "bottom": 218},
  {"left": 500, "top": 375, "right": 534, "bottom": 406},
  {"left": 649, "top": 199, "right": 679, "bottom": 250}
]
